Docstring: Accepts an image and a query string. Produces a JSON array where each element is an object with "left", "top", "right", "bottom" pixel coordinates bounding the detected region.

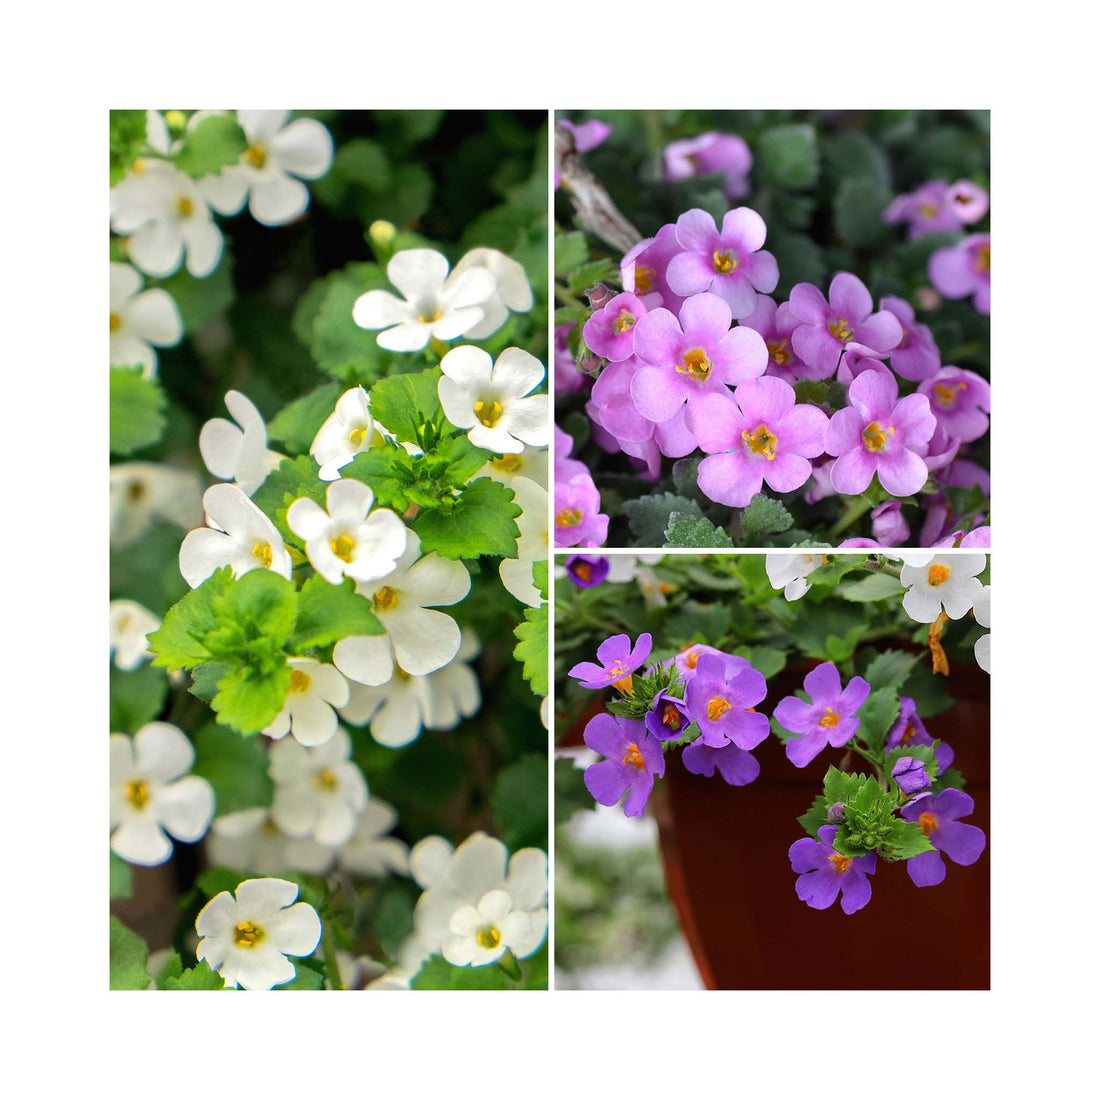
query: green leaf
[
  {"left": 514, "top": 602, "right": 549, "bottom": 696},
  {"left": 155, "top": 244, "right": 235, "bottom": 332},
  {"left": 567, "top": 258, "right": 614, "bottom": 294},
  {"left": 109, "top": 663, "right": 169, "bottom": 732},
  {"left": 518, "top": 943, "right": 549, "bottom": 990},
  {"left": 835, "top": 177, "right": 892, "bottom": 249},
  {"left": 197, "top": 866, "right": 251, "bottom": 898},
  {"left": 532, "top": 559, "right": 549, "bottom": 601},
  {"left": 412, "top": 478, "right": 521, "bottom": 559},
  {"left": 856, "top": 688, "right": 901, "bottom": 754},
  {"left": 205, "top": 569, "right": 298, "bottom": 660},
  {"left": 341, "top": 447, "right": 420, "bottom": 513},
  {"left": 161, "top": 959, "right": 226, "bottom": 990},
  {"left": 278, "top": 960, "right": 326, "bottom": 990},
  {"left": 291, "top": 575, "right": 383, "bottom": 651},
  {"left": 267, "top": 382, "right": 343, "bottom": 456},
  {"left": 110, "top": 109, "right": 147, "bottom": 185},
  {"left": 109, "top": 917, "right": 149, "bottom": 990},
  {"left": 758, "top": 124, "right": 819, "bottom": 189},
  {"left": 901, "top": 660, "right": 956, "bottom": 719},
  {"left": 822, "top": 766, "right": 867, "bottom": 808},
  {"left": 189, "top": 661, "right": 231, "bottom": 702},
  {"left": 741, "top": 494, "right": 794, "bottom": 540},
  {"left": 250, "top": 454, "right": 326, "bottom": 540},
  {"left": 191, "top": 722, "right": 274, "bottom": 814},
  {"left": 664, "top": 513, "right": 734, "bottom": 548},
  {"left": 149, "top": 568, "right": 234, "bottom": 670},
  {"left": 808, "top": 557, "right": 866, "bottom": 587},
  {"left": 839, "top": 572, "right": 905, "bottom": 602},
  {"left": 490, "top": 754, "right": 548, "bottom": 852},
  {"left": 554, "top": 231, "right": 589, "bottom": 276},
  {"left": 174, "top": 114, "right": 248, "bottom": 178},
  {"left": 623, "top": 493, "right": 703, "bottom": 546},
  {"left": 210, "top": 661, "right": 292, "bottom": 736},
  {"left": 797, "top": 794, "right": 831, "bottom": 839},
  {"left": 823, "top": 130, "right": 891, "bottom": 189},
  {"left": 832, "top": 775, "right": 897, "bottom": 857},
  {"left": 876, "top": 818, "right": 935, "bottom": 861},
  {"left": 302, "top": 262, "right": 392, "bottom": 380},
  {"left": 110, "top": 851, "right": 132, "bottom": 899},
  {"left": 934, "top": 767, "right": 967, "bottom": 793},
  {"left": 769, "top": 229, "right": 827, "bottom": 295},
  {"left": 109, "top": 368, "right": 167, "bottom": 455},
  {"left": 411, "top": 955, "right": 511, "bottom": 990},
  {"left": 730, "top": 645, "right": 786, "bottom": 680},
  {"left": 862, "top": 649, "right": 920, "bottom": 692},
  {"left": 368, "top": 368, "right": 443, "bottom": 444}
]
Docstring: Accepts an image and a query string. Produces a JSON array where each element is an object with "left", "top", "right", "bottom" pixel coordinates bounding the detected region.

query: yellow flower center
[
  {"left": 828, "top": 318, "right": 855, "bottom": 342},
  {"left": 556, "top": 509, "right": 583, "bottom": 528},
  {"left": 713, "top": 250, "right": 738, "bottom": 274},
  {"left": 289, "top": 669, "right": 312, "bottom": 694},
  {"left": 573, "top": 561, "right": 592, "bottom": 582},
  {"left": 253, "top": 541, "right": 273, "bottom": 568},
  {"left": 125, "top": 779, "right": 150, "bottom": 810},
  {"left": 706, "top": 697, "right": 731, "bottom": 721},
  {"left": 372, "top": 585, "right": 399, "bottom": 611},
  {"left": 634, "top": 265, "right": 655, "bottom": 294},
  {"left": 918, "top": 203, "right": 939, "bottom": 218},
  {"left": 974, "top": 243, "right": 990, "bottom": 274},
  {"left": 477, "top": 926, "right": 502, "bottom": 949},
  {"left": 176, "top": 195, "right": 194, "bottom": 218},
  {"left": 927, "top": 564, "right": 951, "bottom": 587},
  {"left": 492, "top": 454, "right": 522, "bottom": 474},
  {"left": 244, "top": 144, "right": 267, "bottom": 169},
  {"left": 110, "top": 311, "right": 122, "bottom": 333},
  {"left": 742, "top": 423, "right": 778, "bottom": 460},
  {"left": 613, "top": 309, "right": 636, "bottom": 334},
  {"left": 933, "top": 381, "right": 967, "bottom": 409},
  {"left": 418, "top": 310, "right": 443, "bottom": 324},
  {"left": 766, "top": 338, "right": 790, "bottom": 365},
  {"left": 680, "top": 646, "right": 701, "bottom": 670},
  {"left": 316, "top": 767, "right": 337, "bottom": 791},
  {"left": 917, "top": 812, "right": 938, "bottom": 836},
  {"left": 828, "top": 852, "right": 853, "bottom": 874},
  {"left": 622, "top": 743, "right": 646, "bottom": 770},
  {"left": 677, "top": 347, "right": 712, "bottom": 381},
  {"left": 348, "top": 425, "right": 371, "bottom": 447},
  {"left": 127, "top": 479, "right": 147, "bottom": 501},
  {"left": 473, "top": 399, "right": 503, "bottom": 427},
  {"left": 233, "top": 921, "right": 265, "bottom": 947},
  {"left": 331, "top": 534, "right": 356, "bottom": 563},
  {"left": 819, "top": 707, "right": 840, "bottom": 728},
  {"left": 132, "top": 158, "right": 147, "bottom": 176},
  {"left": 661, "top": 703, "right": 683, "bottom": 731},
  {"left": 862, "top": 421, "right": 893, "bottom": 452}
]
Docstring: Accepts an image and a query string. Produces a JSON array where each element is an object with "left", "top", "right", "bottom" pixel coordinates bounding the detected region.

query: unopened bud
[{"left": 586, "top": 282, "right": 616, "bottom": 310}]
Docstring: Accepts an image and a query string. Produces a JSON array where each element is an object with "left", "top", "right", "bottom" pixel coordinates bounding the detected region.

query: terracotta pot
[{"left": 652, "top": 660, "right": 990, "bottom": 990}]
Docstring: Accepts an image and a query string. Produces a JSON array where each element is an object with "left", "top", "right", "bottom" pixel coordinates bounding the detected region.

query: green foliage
[
  {"left": 110, "top": 110, "right": 147, "bottom": 184},
  {"left": 411, "top": 955, "right": 511, "bottom": 990},
  {"left": 412, "top": 478, "right": 521, "bottom": 559},
  {"left": 110, "top": 851, "right": 132, "bottom": 899},
  {"left": 149, "top": 568, "right": 235, "bottom": 670},
  {"left": 155, "top": 245, "right": 235, "bottom": 332},
  {"left": 875, "top": 818, "right": 935, "bottom": 861},
  {"left": 624, "top": 493, "right": 703, "bottom": 546},
  {"left": 314, "top": 137, "right": 433, "bottom": 227},
  {"left": 491, "top": 754, "right": 549, "bottom": 851},
  {"left": 758, "top": 124, "right": 819, "bottom": 189},
  {"left": 109, "top": 917, "right": 149, "bottom": 990},
  {"left": 191, "top": 723, "right": 274, "bottom": 814},
  {"left": 840, "top": 572, "right": 905, "bottom": 602},
  {"left": 109, "top": 663, "right": 169, "bottom": 732},
  {"left": 831, "top": 774, "right": 897, "bottom": 857},
  {"left": 731, "top": 645, "right": 786, "bottom": 680},
  {"left": 160, "top": 959, "right": 226, "bottom": 990},
  {"left": 857, "top": 687, "right": 901, "bottom": 754},
  {"left": 174, "top": 114, "right": 248, "bottom": 178},
  {"left": 109, "top": 368, "right": 167, "bottom": 455},
  {"left": 808, "top": 556, "right": 866, "bottom": 588},
  {"left": 834, "top": 176, "right": 892, "bottom": 249},
  {"left": 664, "top": 513, "right": 734, "bottom": 548},
  {"left": 797, "top": 794, "right": 831, "bottom": 839},
  {"left": 741, "top": 494, "right": 794, "bottom": 541},
  {"left": 279, "top": 959, "right": 326, "bottom": 990},
  {"left": 291, "top": 575, "right": 383, "bottom": 651},
  {"left": 368, "top": 367, "right": 443, "bottom": 444},
  {"left": 251, "top": 454, "right": 327, "bottom": 542},
  {"left": 554, "top": 230, "right": 589, "bottom": 275},
  {"left": 514, "top": 602, "right": 549, "bottom": 696},
  {"left": 267, "top": 382, "right": 343, "bottom": 455},
  {"left": 862, "top": 649, "right": 920, "bottom": 692},
  {"left": 209, "top": 662, "right": 292, "bottom": 735}
]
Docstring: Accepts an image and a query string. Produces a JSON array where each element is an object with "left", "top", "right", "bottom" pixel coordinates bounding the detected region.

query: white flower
[
  {"left": 478, "top": 445, "right": 548, "bottom": 490},
  {"left": 110, "top": 722, "right": 215, "bottom": 866},
  {"left": 109, "top": 263, "right": 182, "bottom": 377},
  {"left": 340, "top": 629, "right": 481, "bottom": 747},
  {"left": 109, "top": 600, "right": 161, "bottom": 670},
  {"left": 110, "top": 462, "right": 203, "bottom": 547},
  {"left": 438, "top": 346, "right": 550, "bottom": 455},
  {"left": 766, "top": 553, "right": 829, "bottom": 601},
  {"left": 269, "top": 727, "right": 368, "bottom": 847},
  {"left": 110, "top": 160, "right": 223, "bottom": 278},
  {"left": 200, "top": 110, "right": 333, "bottom": 227},
  {"left": 207, "top": 808, "right": 335, "bottom": 876},
  {"left": 334, "top": 951, "right": 390, "bottom": 990},
  {"left": 287, "top": 479, "right": 407, "bottom": 586},
  {"left": 973, "top": 584, "right": 990, "bottom": 673},
  {"left": 337, "top": 798, "right": 410, "bottom": 878},
  {"left": 413, "top": 832, "right": 547, "bottom": 967},
  {"left": 199, "top": 390, "right": 282, "bottom": 497},
  {"left": 263, "top": 657, "right": 349, "bottom": 747},
  {"left": 540, "top": 696, "right": 550, "bottom": 729},
  {"left": 899, "top": 553, "right": 986, "bottom": 623},
  {"left": 450, "top": 247, "right": 534, "bottom": 339},
  {"left": 310, "top": 386, "right": 383, "bottom": 480},
  {"left": 332, "top": 530, "right": 471, "bottom": 686},
  {"left": 196, "top": 877, "right": 321, "bottom": 990},
  {"left": 604, "top": 554, "right": 665, "bottom": 583},
  {"left": 179, "top": 483, "right": 292, "bottom": 589},
  {"left": 499, "top": 476, "right": 548, "bottom": 608},
  {"left": 352, "top": 248, "right": 497, "bottom": 352}
]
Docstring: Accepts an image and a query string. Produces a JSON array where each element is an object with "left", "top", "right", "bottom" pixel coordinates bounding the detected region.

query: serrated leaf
[
  {"left": 307, "top": 262, "right": 393, "bottom": 379},
  {"left": 109, "top": 917, "right": 149, "bottom": 990},
  {"left": 413, "top": 478, "right": 521, "bottom": 559},
  {"left": 821, "top": 766, "right": 867, "bottom": 807},
  {"left": 797, "top": 794, "right": 831, "bottom": 839},
  {"left": 341, "top": 446, "right": 419, "bottom": 513},
  {"left": 490, "top": 754, "right": 548, "bottom": 852},
  {"left": 808, "top": 556, "right": 866, "bottom": 587},
  {"left": 624, "top": 493, "right": 703, "bottom": 546},
  {"left": 291, "top": 575, "right": 383, "bottom": 651},
  {"left": 857, "top": 687, "right": 901, "bottom": 754},
  {"left": 840, "top": 572, "right": 905, "bottom": 602},
  {"left": 109, "top": 663, "right": 169, "bottom": 732},
  {"left": 191, "top": 723, "right": 274, "bottom": 814},
  {"left": 149, "top": 568, "right": 234, "bottom": 670},
  {"left": 251, "top": 454, "right": 327, "bottom": 539},
  {"left": 554, "top": 231, "right": 589, "bottom": 276},
  {"left": 532, "top": 560, "right": 548, "bottom": 601},
  {"left": 411, "top": 955, "right": 511, "bottom": 990},
  {"left": 110, "top": 109, "right": 147, "bottom": 185},
  {"left": 206, "top": 569, "right": 298, "bottom": 657},
  {"left": 567, "top": 258, "right": 614, "bottom": 294},
  {"left": 664, "top": 512, "right": 734, "bottom": 548},
  {"left": 266, "top": 382, "right": 343, "bottom": 456},
  {"left": 161, "top": 959, "right": 226, "bottom": 990},
  {"left": 110, "top": 368, "right": 167, "bottom": 455},
  {"left": 877, "top": 819, "right": 935, "bottom": 861},
  {"left": 175, "top": 114, "right": 247, "bottom": 178},
  {"left": 210, "top": 661, "right": 292, "bottom": 735},
  {"left": 741, "top": 493, "right": 793, "bottom": 540},
  {"left": 862, "top": 649, "right": 920, "bottom": 692},
  {"left": 189, "top": 661, "right": 230, "bottom": 702},
  {"left": 514, "top": 602, "right": 549, "bottom": 696},
  {"left": 368, "top": 368, "right": 443, "bottom": 444}
]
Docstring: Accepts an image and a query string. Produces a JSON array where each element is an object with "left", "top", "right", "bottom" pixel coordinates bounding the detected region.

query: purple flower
[
  {"left": 555, "top": 324, "right": 587, "bottom": 394},
  {"left": 774, "top": 662, "right": 871, "bottom": 769},
  {"left": 568, "top": 632, "right": 653, "bottom": 692},
  {"left": 871, "top": 501, "right": 909, "bottom": 546},
  {"left": 885, "top": 697, "right": 954, "bottom": 772},
  {"left": 672, "top": 643, "right": 732, "bottom": 679},
  {"left": 556, "top": 119, "right": 612, "bottom": 189},
  {"left": 631, "top": 293, "right": 767, "bottom": 423},
  {"left": 835, "top": 351, "right": 892, "bottom": 386},
  {"left": 945, "top": 180, "right": 989, "bottom": 224},
  {"left": 738, "top": 294, "right": 810, "bottom": 384},
  {"left": 900, "top": 788, "right": 986, "bottom": 887},
  {"left": 892, "top": 756, "right": 931, "bottom": 796},
  {"left": 582, "top": 713, "right": 664, "bottom": 818},
  {"left": 691, "top": 376, "right": 829, "bottom": 507},
  {"left": 554, "top": 425, "right": 588, "bottom": 481},
  {"left": 880, "top": 295, "right": 941, "bottom": 382},
  {"left": 789, "top": 824, "right": 876, "bottom": 914},
  {"left": 566, "top": 555, "right": 609, "bottom": 588},
  {"left": 587, "top": 358, "right": 697, "bottom": 458},
  {"left": 554, "top": 472, "right": 609, "bottom": 548},
  {"left": 645, "top": 690, "right": 691, "bottom": 742},
  {"left": 683, "top": 652, "right": 769, "bottom": 750},
  {"left": 825, "top": 370, "right": 936, "bottom": 497},
  {"left": 663, "top": 132, "right": 753, "bottom": 199},
  {"left": 928, "top": 234, "right": 990, "bottom": 315},
  {"left": 666, "top": 208, "right": 779, "bottom": 318},
  {"left": 583, "top": 292, "right": 648, "bottom": 363},
  {"left": 621, "top": 223, "right": 686, "bottom": 313},
  {"left": 682, "top": 740, "right": 761, "bottom": 787},
  {"left": 788, "top": 273, "right": 903, "bottom": 377},
  {"left": 883, "top": 180, "right": 963, "bottom": 239},
  {"left": 960, "top": 526, "right": 991, "bottom": 548},
  {"left": 918, "top": 366, "right": 990, "bottom": 443}
]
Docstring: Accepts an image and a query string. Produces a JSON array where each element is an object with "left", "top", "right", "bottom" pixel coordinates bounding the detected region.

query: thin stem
[
  {"left": 827, "top": 497, "right": 874, "bottom": 542},
  {"left": 321, "top": 919, "right": 344, "bottom": 991}
]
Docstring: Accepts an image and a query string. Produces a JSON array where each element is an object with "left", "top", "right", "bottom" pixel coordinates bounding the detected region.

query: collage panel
[
  {"left": 109, "top": 109, "right": 550, "bottom": 991},
  {"left": 554, "top": 550, "right": 990, "bottom": 989}
]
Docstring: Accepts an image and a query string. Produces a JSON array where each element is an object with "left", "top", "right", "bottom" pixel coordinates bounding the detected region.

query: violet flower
[
  {"left": 566, "top": 555, "right": 609, "bottom": 588},
  {"left": 672, "top": 643, "right": 733, "bottom": 679},
  {"left": 825, "top": 369, "right": 936, "bottom": 497},
  {"left": 621, "top": 223, "right": 686, "bottom": 314},
  {"left": 645, "top": 690, "right": 691, "bottom": 742},
  {"left": 900, "top": 788, "right": 986, "bottom": 887},
  {"left": 788, "top": 273, "right": 903, "bottom": 377},
  {"left": 582, "top": 713, "right": 664, "bottom": 818},
  {"left": 631, "top": 292, "right": 767, "bottom": 422},
  {"left": 554, "top": 472, "right": 609, "bottom": 548},
  {"left": 683, "top": 652, "right": 769, "bottom": 751},
  {"left": 918, "top": 366, "right": 990, "bottom": 443},
  {"left": 885, "top": 696, "right": 954, "bottom": 772},
  {"left": 663, "top": 132, "right": 753, "bottom": 199},
  {"left": 928, "top": 234, "right": 990, "bottom": 315},
  {"left": 665, "top": 208, "right": 779, "bottom": 318},
  {"left": 568, "top": 632, "right": 653, "bottom": 692},
  {"left": 738, "top": 294, "right": 809, "bottom": 384},
  {"left": 682, "top": 740, "right": 761, "bottom": 787},
  {"left": 892, "top": 756, "right": 931, "bottom": 796},
  {"left": 883, "top": 180, "right": 964, "bottom": 239},
  {"left": 583, "top": 292, "right": 647, "bottom": 363},
  {"left": 880, "top": 295, "right": 941, "bottom": 382},
  {"left": 788, "top": 824, "right": 876, "bottom": 914},
  {"left": 587, "top": 358, "right": 697, "bottom": 458},
  {"left": 554, "top": 324, "right": 587, "bottom": 394},
  {"left": 945, "top": 180, "right": 989, "bottom": 224},
  {"left": 774, "top": 662, "right": 871, "bottom": 769},
  {"left": 691, "top": 376, "right": 829, "bottom": 507}
]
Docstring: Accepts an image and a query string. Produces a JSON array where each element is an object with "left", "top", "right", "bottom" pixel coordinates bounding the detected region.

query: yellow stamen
[
  {"left": 681, "top": 646, "right": 700, "bottom": 671},
  {"left": 613, "top": 309, "right": 636, "bottom": 334},
  {"left": 316, "top": 767, "right": 337, "bottom": 791},
  {"left": 766, "top": 338, "right": 790, "bottom": 365},
  {"left": 127, "top": 480, "right": 146, "bottom": 502},
  {"left": 492, "top": 454, "right": 522, "bottom": 474},
  {"left": 742, "top": 423, "right": 778, "bottom": 461},
  {"left": 473, "top": 399, "right": 503, "bottom": 428},
  {"left": 125, "top": 779, "right": 150, "bottom": 810},
  {"left": 289, "top": 669, "right": 311, "bottom": 694},
  {"left": 418, "top": 310, "right": 443, "bottom": 323},
  {"left": 244, "top": 144, "right": 267, "bottom": 169},
  {"left": 348, "top": 425, "right": 370, "bottom": 447},
  {"left": 477, "top": 927, "right": 502, "bottom": 949},
  {"left": 176, "top": 196, "right": 194, "bottom": 218},
  {"left": 109, "top": 311, "right": 122, "bottom": 333},
  {"left": 677, "top": 347, "right": 712, "bottom": 382},
  {"left": 706, "top": 697, "right": 731, "bottom": 721},
  {"left": 917, "top": 812, "right": 938, "bottom": 836},
  {"left": 233, "top": 921, "right": 264, "bottom": 947},
  {"left": 819, "top": 707, "right": 840, "bottom": 728},
  {"left": 331, "top": 534, "right": 356, "bottom": 563},
  {"left": 900, "top": 722, "right": 916, "bottom": 746},
  {"left": 828, "top": 852, "right": 853, "bottom": 874},
  {"left": 713, "top": 249, "right": 738, "bottom": 274},
  {"left": 917, "top": 203, "right": 939, "bottom": 219},
  {"left": 634, "top": 265, "right": 655, "bottom": 294},
  {"left": 132, "top": 158, "right": 147, "bottom": 176},
  {"left": 927, "top": 564, "right": 951, "bottom": 587},
  {"left": 164, "top": 110, "right": 187, "bottom": 133},
  {"left": 973, "top": 243, "right": 990, "bottom": 274},
  {"left": 933, "top": 381, "right": 967, "bottom": 409},
  {"left": 661, "top": 703, "right": 683, "bottom": 731},
  {"left": 622, "top": 743, "right": 646, "bottom": 770},
  {"left": 556, "top": 509, "right": 583, "bottom": 528},
  {"left": 372, "top": 586, "right": 399, "bottom": 611},
  {"left": 862, "top": 421, "right": 894, "bottom": 452},
  {"left": 828, "top": 318, "right": 855, "bottom": 342},
  {"left": 253, "top": 541, "right": 273, "bottom": 568}
]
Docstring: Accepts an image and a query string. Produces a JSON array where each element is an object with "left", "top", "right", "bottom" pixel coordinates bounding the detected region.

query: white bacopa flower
[
  {"left": 199, "top": 110, "right": 334, "bottom": 227},
  {"left": 110, "top": 722, "right": 215, "bottom": 866},
  {"left": 110, "top": 462, "right": 203, "bottom": 548},
  {"left": 450, "top": 247, "right": 534, "bottom": 339},
  {"left": 199, "top": 390, "right": 282, "bottom": 497},
  {"left": 899, "top": 553, "right": 986, "bottom": 623},
  {"left": 352, "top": 248, "right": 497, "bottom": 352},
  {"left": 332, "top": 529, "right": 471, "bottom": 686},
  {"left": 269, "top": 727, "right": 368, "bottom": 847},
  {"left": 340, "top": 629, "right": 481, "bottom": 747},
  {"left": 478, "top": 445, "right": 549, "bottom": 490},
  {"left": 109, "top": 263, "right": 182, "bottom": 377},
  {"left": 540, "top": 695, "right": 550, "bottom": 730},
  {"left": 438, "top": 346, "right": 550, "bottom": 455},
  {"left": 972, "top": 584, "right": 990, "bottom": 674},
  {"left": 766, "top": 553, "right": 829, "bottom": 601},
  {"left": 109, "top": 600, "right": 161, "bottom": 670},
  {"left": 287, "top": 479, "right": 408, "bottom": 586},
  {"left": 310, "top": 386, "right": 383, "bottom": 481},
  {"left": 413, "top": 832, "right": 548, "bottom": 968},
  {"left": 604, "top": 554, "right": 665, "bottom": 583},
  {"left": 196, "top": 877, "right": 321, "bottom": 991},
  {"left": 337, "top": 798, "right": 410, "bottom": 878},
  {"left": 262, "top": 657, "right": 350, "bottom": 747},
  {"left": 179, "top": 483, "right": 292, "bottom": 589},
  {"left": 207, "top": 807, "right": 335, "bottom": 876},
  {"left": 499, "top": 476, "right": 548, "bottom": 608},
  {"left": 110, "top": 160, "right": 223, "bottom": 278}
]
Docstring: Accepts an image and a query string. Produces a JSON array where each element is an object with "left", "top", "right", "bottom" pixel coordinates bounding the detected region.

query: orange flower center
[
  {"left": 573, "top": 561, "right": 592, "bottom": 582},
  {"left": 706, "top": 697, "right": 731, "bottom": 721},
  {"left": 613, "top": 309, "right": 636, "bottom": 334},
  {"left": 900, "top": 722, "right": 916, "bottom": 746},
  {"left": 766, "top": 338, "right": 790, "bottom": 365},
  {"left": 828, "top": 852, "right": 853, "bottom": 874},
  {"left": 819, "top": 707, "right": 840, "bottom": 728},
  {"left": 288, "top": 669, "right": 312, "bottom": 694},
  {"left": 933, "top": 381, "right": 967, "bottom": 409},
  {"left": 635, "top": 265, "right": 655, "bottom": 294},
  {"left": 862, "top": 421, "right": 893, "bottom": 452},
  {"left": 974, "top": 243, "right": 990, "bottom": 274},
  {"left": 917, "top": 812, "right": 938, "bottom": 836},
  {"left": 742, "top": 423, "right": 778, "bottom": 460},
  {"left": 828, "top": 318, "right": 855, "bottom": 342},
  {"left": 661, "top": 703, "right": 683, "bottom": 731},
  {"left": 622, "top": 743, "right": 646, "bottom": 770},
  {"left": 556, "top": 509, "right": 583, "bottom": 528},
  {"left": 677, "top": 347, "right": 712, "bottom": 382},
  {"left": 927, "top": 564, "right": 951, "bottom": 587}
]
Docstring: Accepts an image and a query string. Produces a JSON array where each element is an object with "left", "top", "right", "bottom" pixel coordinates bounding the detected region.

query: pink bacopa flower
[
  {"left": 879, "top": 295, "right": 941, "bottom": 382},
  {"left": 691, "top": 377, "right": 829, "bottom": 507},
  {"left": 788, "top": 273, "right": 903, "bottom": 378},
  {"left": 825, "top": 369, "right": 937, "bottom": 497},
  {"left": 928, "top": 233, "right": 990, "bottom": 315},
  {"left": 554, "top": 472, "right": 609, "bottom": 548},
  {"left": 662, "top": 132, "right": 753, "bottom": 199},
  {"left": 587, "top": 358, "right": 697, "bottom": 458},
  {"left": 945, "top": 180, "right": 989, "bottom": 224},
  {"left": 665, "top": 208, "right": 779, "bottom": 318},
  {"left": 554, "top": 324, "right": 587, "bottom": 395},
  {"left": 738, "top": 294, "right": 809, "bottom": 384},
  {"left": 631, "top": 292, "right": 767, "bottom": 423},
  {"left": 918, "top": 366, "right": 990, "bottom": 443},
  {"left": 555, "top": 118, "right": 612, "bottom": 189},
  {"left": 621, "top": 223, "right": 686, "bottom": 314},
  {"left": 583, "top": 292, "right": 648, "bottom": 363},
  {"left": 870, "top": 500, "right": 910, "bottom": 546},
  {"left": 883, "top": 180, "right": 965, "bottom": 239}
]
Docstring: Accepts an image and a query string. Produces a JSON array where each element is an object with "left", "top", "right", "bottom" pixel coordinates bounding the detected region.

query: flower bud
[{"left": 892, "top": 756, "right": 931, "bottom": 796}]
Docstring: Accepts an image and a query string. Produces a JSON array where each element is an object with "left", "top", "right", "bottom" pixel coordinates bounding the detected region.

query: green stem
[
  {"left": 827, "top": 497, "right": 874, "bottom": 542},
  {"left": 496, "top": 949, "right": 522, "bottom": 983},
  {"left": 321, "top": 919, "right": 344, "bottom": 991}
]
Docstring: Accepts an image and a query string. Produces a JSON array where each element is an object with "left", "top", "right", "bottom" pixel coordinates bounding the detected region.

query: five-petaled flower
[
  {"left": 789, "top": 824, "right": 876, "bottom": 914},
  {"left": 900, "top": 789, "right": 986, "bottom": 887},
  {"left": 774, "top": 662, "right": 871, "bottom": 768},
  {"left": 568, "top": 632, "right": 653, "bottom": 692},
  {"left": 582, "top": 712, "right": 665, "bottom": 818}
]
